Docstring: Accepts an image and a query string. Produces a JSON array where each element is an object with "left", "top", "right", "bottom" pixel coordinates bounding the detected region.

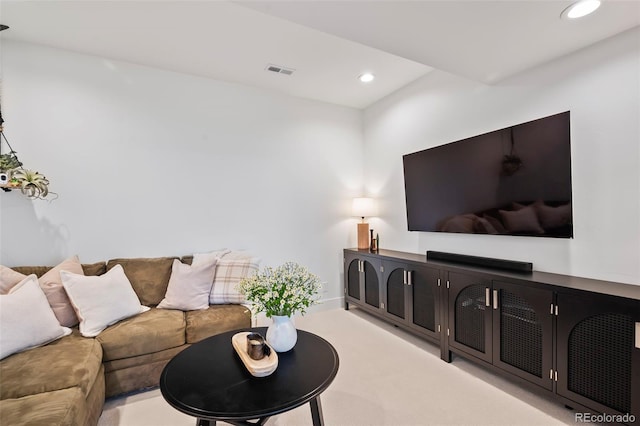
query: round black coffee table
[{"left": 160, "top": 327, "right": 339, "bottom": 426}]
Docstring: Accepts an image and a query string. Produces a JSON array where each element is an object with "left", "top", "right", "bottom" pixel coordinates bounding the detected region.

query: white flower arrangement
[{"left": 238, "top": 262, "right": 322, "bottom": 318}]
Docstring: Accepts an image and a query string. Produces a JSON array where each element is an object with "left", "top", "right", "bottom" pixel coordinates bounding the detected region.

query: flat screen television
[{"left": 403, "top": 111, "right": 573, "bottom": 238}]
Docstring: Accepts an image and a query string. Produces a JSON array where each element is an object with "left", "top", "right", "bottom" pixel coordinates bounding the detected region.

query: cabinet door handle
[
  {"left": 403, "top": 270, "right": 407, "bottom": 284},
  {"left": 493, "top": 290, "right": 498, "bottom": 310},
  {"left": 408, "top": 271, "right": 412, "bottom": 286},
  {"left": 485, "top": 288, "right": 490, "bottom": 307}
]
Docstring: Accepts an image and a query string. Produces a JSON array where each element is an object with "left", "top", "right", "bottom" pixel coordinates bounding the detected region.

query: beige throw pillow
[
  {"left": 209, "top": 256, "right": 261, "bottom": 304},
  {"left": 0, "top": 275, "right": 72, "bottom": 360},
  {"left": 38, "top": 255, "right": 84, "bottom": 327},
  {"left": 157, "top": 259, "right": 218, "bottom": 311},
  {"left": 61, "top": 264, "right": 150, "bottom": 337},
  {"left": 0, "top": 265, "right": 26, "bottom": 294}
]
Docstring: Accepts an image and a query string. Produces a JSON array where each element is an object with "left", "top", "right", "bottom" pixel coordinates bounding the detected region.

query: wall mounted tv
[{"left": 403, "top": 111, "right": 573, "bottom": 238}]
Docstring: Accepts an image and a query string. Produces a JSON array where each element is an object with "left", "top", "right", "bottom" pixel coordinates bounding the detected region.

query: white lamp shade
[{"left": 352, "top": 197, "right": 377, "bottom": 218}]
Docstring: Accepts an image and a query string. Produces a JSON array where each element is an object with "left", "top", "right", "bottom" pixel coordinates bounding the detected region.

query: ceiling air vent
[{"left": 265, "top": 64, "right": 295, "bottom": 76}]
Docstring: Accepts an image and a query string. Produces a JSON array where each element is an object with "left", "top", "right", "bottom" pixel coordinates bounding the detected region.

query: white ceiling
[{"left": 1, "top": 1, "right": 639, "bottom": 109}]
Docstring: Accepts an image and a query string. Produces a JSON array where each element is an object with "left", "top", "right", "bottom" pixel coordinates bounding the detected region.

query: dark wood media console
[{"left": 344, "top": 248, "right": 640, "bottom": 424}]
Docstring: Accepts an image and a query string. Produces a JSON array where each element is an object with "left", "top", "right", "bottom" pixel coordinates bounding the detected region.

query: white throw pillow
[
  {"left": 210, "top": 256, "right": 261, "bottom": 304},
  {"left": 0, "top": 275, "right": 72, "bottom": 360},
  {"left": 61, "top": 264, "right": 150, "bottom": 337},
  {"left": 157, "top": 259, "right": 217, "bottom": 311}
]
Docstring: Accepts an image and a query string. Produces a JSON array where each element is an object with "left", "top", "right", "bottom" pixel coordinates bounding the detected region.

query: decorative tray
[{"left": 231, "top": 332, "right": 278, "bottom": 377}]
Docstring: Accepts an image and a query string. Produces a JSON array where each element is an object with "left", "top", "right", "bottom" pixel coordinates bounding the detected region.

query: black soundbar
[{"left": 426, "top": 251, "right": 532, "bottom": 273}]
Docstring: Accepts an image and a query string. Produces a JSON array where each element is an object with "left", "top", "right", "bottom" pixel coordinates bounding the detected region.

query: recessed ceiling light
[
  {"left": 358, "top": 73, "right": 375, "bottom": 83},
  {"left": 561, "top": 0, "right": 601, "bottom": 19}
]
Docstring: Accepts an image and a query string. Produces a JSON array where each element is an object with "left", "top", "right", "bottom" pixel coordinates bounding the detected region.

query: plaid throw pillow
[{"left": 209, "top": 257, "right": 260, "bottom": 304}]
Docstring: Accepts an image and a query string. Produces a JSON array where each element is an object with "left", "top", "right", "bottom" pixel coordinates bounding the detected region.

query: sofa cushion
[
  {"left": 0, "top": 275, "right": 72, "bottom": 360},
  {"left": 97, "top": 308, "right": 185, "bottom": 361},
  {"left": 8, "top": 263, "right": 106, "bottom": 278},
  {"left": 85, "top": 365, "right": 106, "bottom": 426},
  {"left": 185, "top": 305, "right": 251, "bottom": 343},
  {"left": 104, "top": 352, "right": 184, "bottom": 398},
  {"left": 0, "top": 387, "right": 88, "bottom": 426},
  {"left": 0, "top": 330, "right": 102, "bottom": 400},
  {"left": 103, "top": 346, "right": 186, "bottom": 373},
  {"left": 81, "top": 261, "right": 107, "bottom": 277},
  {"left": 106, "top": 257, "right": 177, "bottom": 306},
  {"left": 6, "top": 265, "right": 52, "bottom": 278}
]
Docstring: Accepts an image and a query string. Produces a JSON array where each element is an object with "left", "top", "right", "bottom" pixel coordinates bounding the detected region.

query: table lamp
[{"left": 352, "top": 197, "right": 376, "bottom": 250}]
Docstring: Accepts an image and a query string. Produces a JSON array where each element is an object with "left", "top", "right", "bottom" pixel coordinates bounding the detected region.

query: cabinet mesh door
[
  {"left": 455, "top": 285, "right": 486, "bottom": 352},
  {"left": 364, "top": 262, "right": 380, "bottom": 308},
  {"left": 387, "top": 269, "right": 405, "bottom": 319},
  {"left": 500, "top": 291, "right": 542, "bottom": 377},
  {"left": 347, "top": 260, "right": 360, "bottom": 299},
  {"left": 568, "top": 313, "right": 633, "bottom": 413},
  {"left": 412, "top": 272, "right": 435, "bottom": 331}
]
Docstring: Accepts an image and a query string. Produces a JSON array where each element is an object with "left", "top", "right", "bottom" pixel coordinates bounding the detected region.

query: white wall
[
  {"left": 0, "top": 41, "right": 365, "bottom": 305},
  {"left": 2, "top": 24, "right": 638, "bottom": 301},
  {"left": 363, "top": 27, "right": 640, "bottom": 285}
]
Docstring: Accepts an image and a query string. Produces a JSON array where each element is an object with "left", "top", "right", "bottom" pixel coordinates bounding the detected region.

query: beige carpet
[{"left": 98, "top": 308, "right": 576, "bottom": 426}]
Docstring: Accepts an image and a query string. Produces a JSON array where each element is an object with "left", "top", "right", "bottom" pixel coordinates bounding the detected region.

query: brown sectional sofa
[{"left": 0, "top": 256, "right": 252, "bottom": 426}]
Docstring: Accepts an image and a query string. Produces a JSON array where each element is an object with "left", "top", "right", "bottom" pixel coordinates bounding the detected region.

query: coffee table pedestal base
[{"left": 195, "top": 396, "right": 324, "bottom": 426}]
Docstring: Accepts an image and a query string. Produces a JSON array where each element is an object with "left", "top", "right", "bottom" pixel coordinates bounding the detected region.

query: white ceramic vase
[{"left": 266, "top": 315, "right": 297, "bottom": 352}]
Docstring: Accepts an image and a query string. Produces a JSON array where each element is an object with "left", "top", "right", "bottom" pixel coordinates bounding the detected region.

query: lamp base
[{"left": 357, "top": 223, "right": 370, "bottom": 250}]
